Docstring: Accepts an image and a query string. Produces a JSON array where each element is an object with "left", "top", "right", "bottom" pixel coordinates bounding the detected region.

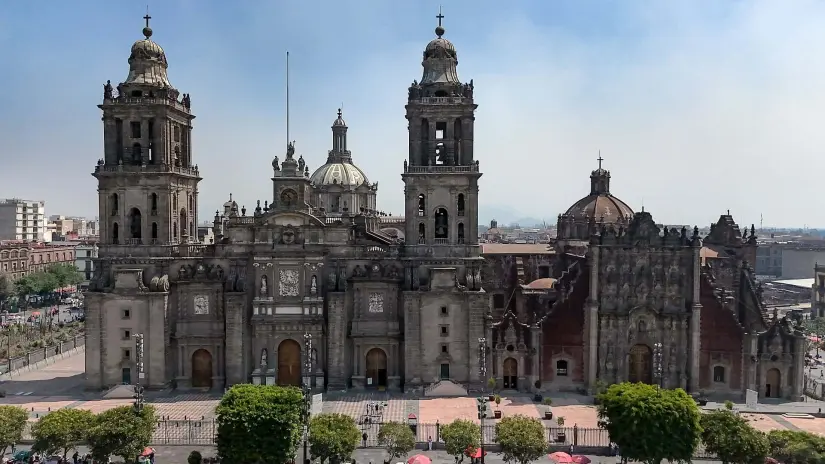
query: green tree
[
  {"left": 377, "top": 422, "right": 416, "bottom": 462},
  {"left": 700, "top": 409, "right": 768, "bottom": 464},
  {"left": 308, "top": 413, "right": 361, "bottom": 464},
  {"left": 0, "top": 272, "right": 13, "bottom": 311},
  {"left": 597, "top": 382, "right": 701, "bottom": 464},
  {"left": 86, "top": 405, "right": 156, "bottom": 463},
  {"left": 494, "top": 415, "right": 547, "bottom": 464},
  {"left": 215, "top": 384, "right": 304, "bottom": 464},
  {"left": 767, "top": 430, "right": 825, "bottom": 463},
  {"left": 13, "top": 274, "right": 37, "bottom": 303},
  {"left": 31, "top": 408, "right": 95, "bottom": 458},
  {"left": 440, "top": 419, "right": 480, "bottom": 463},
  {"left": 0, "top": 406, "right": 29, "bottom": 456}
]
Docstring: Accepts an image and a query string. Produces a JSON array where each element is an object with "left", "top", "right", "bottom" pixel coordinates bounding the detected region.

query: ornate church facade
[{"left": 85, "top": 15, "right": 804, "bottom": 400}]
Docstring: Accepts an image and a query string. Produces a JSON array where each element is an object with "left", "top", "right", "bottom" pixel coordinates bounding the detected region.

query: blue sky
[{"left": 1, "top": 1, "right": 824, "bottom": 227}]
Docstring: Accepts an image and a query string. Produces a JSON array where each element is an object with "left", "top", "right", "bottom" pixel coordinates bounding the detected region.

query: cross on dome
[
  {"left": 597, "top": 151, "right": 603, "bottom": 170},
  {"left": 435, "top": 7, "right": 445, "bottom": 37},
  {"left": 142, "top": 9, "right": 153, "bottom": 39}
]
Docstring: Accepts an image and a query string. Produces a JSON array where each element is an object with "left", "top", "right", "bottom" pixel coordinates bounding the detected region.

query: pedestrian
[
  {"left": 362, "top": 432, "right": 368, "bottom": 447},
  {"left": 71, "top": 452, "right": 78, "bottom": 464},
  {"left": 427, "top": 436, "right": 433, "bottom": 451}
]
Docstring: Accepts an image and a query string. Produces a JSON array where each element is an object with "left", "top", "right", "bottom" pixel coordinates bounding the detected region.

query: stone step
[{"left": 782, "top": 413, "right": 815, "bottom": 419}]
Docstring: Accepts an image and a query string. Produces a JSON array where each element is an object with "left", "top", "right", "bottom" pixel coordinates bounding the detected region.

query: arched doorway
[
  {"left": 503, "top": 357, "right": 518, "bottom": 389},
  {"left": 277, "top": 339, "right": 301, "bottom": 386},
  {"left": 191, "top": 349, "right": 213, "bottom": 388},
  {"left": 629, "top": 344, "right": 652, "bottom": 384},
  {"left": 365, "top": 348, "right": 388, "bottom": 388},
  {"left": 128, "top": 208, "right": 142, "bottom": 240},
  {"left": 766, "top": 368, "right": 781, "bottom": 398}
]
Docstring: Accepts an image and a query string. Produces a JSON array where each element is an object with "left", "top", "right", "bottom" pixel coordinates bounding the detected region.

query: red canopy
[
  {"left": 548, "top": 452, "right": 573, "bottom": 463},
  {"left": 407, "top": 455, "right": 431, "bottom": 464},
  {"left": 464, "top": 447, "right": 487, "bottom": 458}
]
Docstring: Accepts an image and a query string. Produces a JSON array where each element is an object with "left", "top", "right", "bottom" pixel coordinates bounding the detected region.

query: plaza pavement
[{"left": 2, "top": 352, "right": 825, "bottom": 445}]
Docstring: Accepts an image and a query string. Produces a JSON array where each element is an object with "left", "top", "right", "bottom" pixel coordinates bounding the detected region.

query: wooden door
[
  {"left": 503, "top": 357, "right": 518, "bottom": 389},
  {"left": 366, "top": 348, "right": 388, "bottom": 387},
  {"left": 191, "top": 349, "right": 213, "bottom": 388},
  {"left": 277, "top": 340, "right": 301, "bottom": 386},
  {"left": 629, "top": 344, "right": 652, "bottom": 384}
]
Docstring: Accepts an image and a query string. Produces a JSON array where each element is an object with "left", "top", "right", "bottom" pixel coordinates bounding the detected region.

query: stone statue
[
  {"left": 328, "top": 270, "right": 338, "bottom": 291},
  {"left": 310, "top": 275, "right": 318, "bottom": 295},
  {"left": 353, "top": 265, "right": 366, "bottom": 277},
  {"left": 260, "top": 275, "right": 268, "bottom": 297},
  {"left": 260, "top": 349, "right": 268, "bottom": 368},
  {"left": 286, "top": 141, "right": 296, "bottom": 159},
  {"left": 103, "top": 80, "right": 113, "bottom": 99},
  {"left": 182, "top": 93, "right": 191, "bottom": 109},
  {"left": 116, "top": 83, "right": 124, "bottom": 98}
]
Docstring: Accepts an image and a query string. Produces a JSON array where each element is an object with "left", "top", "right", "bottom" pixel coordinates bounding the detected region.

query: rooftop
[
  {"left": 771, "top": 278, "right": 815, "bottom": 289},
  {"left": 481, "top": 243, "right": 555, "bottom": 255}
]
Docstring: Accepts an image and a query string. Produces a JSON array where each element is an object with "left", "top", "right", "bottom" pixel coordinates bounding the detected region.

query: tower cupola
[{"left": 120, "top": 14, "right": 176, "bottom": 98}]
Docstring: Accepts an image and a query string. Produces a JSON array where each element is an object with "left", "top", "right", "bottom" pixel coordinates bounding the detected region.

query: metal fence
[{"left": 1, "top": 334, "right": 85, "bottom": 374}]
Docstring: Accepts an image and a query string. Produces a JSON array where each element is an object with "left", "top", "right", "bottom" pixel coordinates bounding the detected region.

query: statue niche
[{"left": 260, "top": 275, "right": 268, "bottom": 297}]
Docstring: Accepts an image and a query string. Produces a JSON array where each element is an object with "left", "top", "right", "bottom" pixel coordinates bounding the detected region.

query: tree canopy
[
  {"left": 597, "top": 382, "right": 702, "bottom": 464},
  {"left": 86, "top": 405, "right": 156, "bottom": 463},
  {"left": 494, "top": 415, "right": 547, "bottom": 464},
  {"left": 700, "top": 409, "right": 768, "bottom": 464},
  {"left": 308, "top": 413, "right": 361, "bottom": 464},
  {"left": 14, "top": 264, "right": 82, "bottom": 299},
  {"left": 377, "top": 422, "right": 416, "bottom": 461},
  {"left": 767, "top": 430, "right": 825, "bottom": 463},
  {"left": 32, "top": 408, "right": 96, "bottom": 458},
  {"left": 0, "top": 406, "right": 29, "bottom": 457},
  {"left": 215, "top": 384, "right": 305, "bottom": 464},
  {"left": 440, "top": 419, "right": 481, "bottom": 463}
]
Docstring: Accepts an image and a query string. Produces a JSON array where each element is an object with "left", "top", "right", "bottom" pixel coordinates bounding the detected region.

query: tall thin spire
[{"left": 286, "top": 51, "right": 290, "bottom": 150}]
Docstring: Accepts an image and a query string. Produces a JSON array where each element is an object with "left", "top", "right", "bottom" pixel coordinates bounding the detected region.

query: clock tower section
[
  {"left": 93, "top": 16, "right": 200, "bottom": 247},
  {"left": 403, "top": 14, "right": 481, "bottom": 257}
]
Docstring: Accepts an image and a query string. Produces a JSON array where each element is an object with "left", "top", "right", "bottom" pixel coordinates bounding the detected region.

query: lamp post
[
  {"left": 133, "top": 333, "right": 145, "bottom": 414},
  {"left": 653, "top": 342, "right": 664, "bottom": 390},
  {"left": 302, "top": 332, "right": 313, "bottom": 464},
  {"left": 477, "top": 337, "right": 488, "bottom": 464}
]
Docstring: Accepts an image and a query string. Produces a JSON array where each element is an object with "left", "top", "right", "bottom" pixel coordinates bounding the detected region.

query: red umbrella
[
  {"left": 548, "top": 452, "right": 573, "bottom": 463},
  {"left": 140, "top": 447, "right": 154, "bottom": 457},
  {"left": 572, "top": 456, "right": 591, "bottom": 464},
  {"left": 407, "top": 455, "right": 431, "bottom": 464}
]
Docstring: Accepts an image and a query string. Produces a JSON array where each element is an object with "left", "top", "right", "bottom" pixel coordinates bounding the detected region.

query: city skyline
[{"left": 1, "top": 1, "right": 824, "bottom": 227}]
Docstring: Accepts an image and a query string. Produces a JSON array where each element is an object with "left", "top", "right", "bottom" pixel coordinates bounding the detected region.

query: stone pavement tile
[
  {"left": 784, "top": 416, "right": 825, "bottom": 435},
  {"left": 551, "top": 405, "right": 599, "bottom": 428},
  {"left": 149, "top": 394, "right": 220, "bottom": 419},
  {"left": 419, "top": 398, "right": 478, "bottom": 423},
  {"left": 498, "top": 396, "right": 540, "bottom": 419},
  {"left": 741, "top": 414, "right": 787, "bottom": 432}
]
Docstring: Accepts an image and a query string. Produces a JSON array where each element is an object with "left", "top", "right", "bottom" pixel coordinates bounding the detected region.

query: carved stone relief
[
  {"left": 279, "top": 269, "right": 299, "bottom": 297},
  {"left": 368, "top": 292, "right": 384, "bottom": 313},
  {"left": 193, "top": 295, "right": 209, "bottom": 315}
]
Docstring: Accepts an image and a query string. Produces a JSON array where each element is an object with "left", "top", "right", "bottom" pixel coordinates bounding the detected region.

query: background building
[{"left": 0, "top": 199, "right": 46, "bottom": 241}]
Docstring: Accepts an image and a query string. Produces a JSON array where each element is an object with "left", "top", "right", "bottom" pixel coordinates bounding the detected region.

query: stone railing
[
  {"left": 94, "top": 163, "right": 199, "bottom": 176},
  {"left": 404, "top": 164, "right": 480, "bottom": 174}
]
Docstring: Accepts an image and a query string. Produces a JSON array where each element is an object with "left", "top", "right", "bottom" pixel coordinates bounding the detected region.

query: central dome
[
  {"left": 563, "top": 167, "right": 633, "bottom": 223},
  {"left": 310, "top": 162, "right": 368, "bottom": 187}
]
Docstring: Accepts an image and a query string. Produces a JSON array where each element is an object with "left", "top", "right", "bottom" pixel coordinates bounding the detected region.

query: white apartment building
[
  {"left": 0, "top": 199, "right": 46, "bottom": 241},
  {"left": 72, "top": 241, "right": 98, "bottom": 285}
]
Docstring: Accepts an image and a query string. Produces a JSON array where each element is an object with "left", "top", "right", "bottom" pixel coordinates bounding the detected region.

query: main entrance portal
[
  {"left": 366, "top": 348, "right": 387, "bottom": 388},
  {"left": 191, "top": 349, "right": 213, "bottom": 388},
  {"left": 503, "top": 357, "right": 518, "bottom": 389},
  {"left": 629, "top": 344, "right": 652, "bottom": 384},
  {"left": 766, "top": 368, "right": 781, "bottom": 398},
  {"left": 277, "top": 340, "right": 301, "bottom": 386}
]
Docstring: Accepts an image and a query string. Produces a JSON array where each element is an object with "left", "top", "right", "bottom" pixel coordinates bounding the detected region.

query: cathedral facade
[{"left": 85, "top": 15, "right": 804, "bottom": 400}]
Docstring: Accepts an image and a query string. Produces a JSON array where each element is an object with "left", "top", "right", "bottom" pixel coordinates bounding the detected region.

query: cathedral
[{"left": 85, "top": 14, "right": 805, "bottom": 400}]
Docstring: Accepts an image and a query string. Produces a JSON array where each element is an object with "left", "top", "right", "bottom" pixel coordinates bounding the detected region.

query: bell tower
[
  {"left": 403, "top": 11, "right": 481, "bottom": 255},
  {"left": 93, "top": 15, "right": 200, "bottom": 247}
]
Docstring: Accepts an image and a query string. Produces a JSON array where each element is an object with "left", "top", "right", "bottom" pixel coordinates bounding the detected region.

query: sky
[{"left": 1, "top": 1, "right": 824, "bottom": 228}]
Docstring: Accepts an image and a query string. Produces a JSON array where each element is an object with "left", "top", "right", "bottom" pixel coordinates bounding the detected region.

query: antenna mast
[{"left": 286, "top": 51, "right": 290, "bottom": 148}]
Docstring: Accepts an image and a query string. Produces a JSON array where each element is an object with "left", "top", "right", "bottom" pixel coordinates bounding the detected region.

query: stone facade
[{"left": 85, "top": 17, "right": 487, "bottom": 393}]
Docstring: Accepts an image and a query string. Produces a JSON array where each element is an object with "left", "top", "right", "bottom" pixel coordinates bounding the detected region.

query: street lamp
[
  {"left": 653, "top": 342, "right": 663, "bottom": 390},
  {"left": 133, "top": 333, "right": 145, "bottom": 414},
  {"left": 302, "top": 332, "right": 313, "bottom": 464},
  {"left": 477, "top": 337, "right": 488, "bottom": 464}
]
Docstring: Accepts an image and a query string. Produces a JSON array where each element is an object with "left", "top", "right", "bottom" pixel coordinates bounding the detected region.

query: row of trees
[
  {"left": 598, "top": 382, "right": 825, "bottom": 464},
  {"left": 0, "top": 263, "right": 82, "bottom": 312},
  {"left": 0, "top": 405, "right": 155, "bottom": 463}
]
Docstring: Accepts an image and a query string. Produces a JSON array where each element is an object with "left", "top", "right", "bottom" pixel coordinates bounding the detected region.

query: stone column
[
  {"left": 586, "top": 249, "right": 600, "bottom": 389},
  {"left": 531, "top": 327, "right": 541, "bottom": 389},
  {"left": 794, "top": 335, "right": 805, "bottom": 399},
  {"left": 688, "top": 248, "right": 702, "bottom": 392}
]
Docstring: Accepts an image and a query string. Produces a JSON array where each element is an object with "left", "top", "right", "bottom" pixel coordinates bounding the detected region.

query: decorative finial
[
  {"left": 337, "top": 108, "right": 342, "bottom": 118},
  {"left": 597, "top": 151, "right": 603, "bottom": 170},
  {"left": 435, "top": 6, "right": 445, "bottom": 37},
  {"left": 142, "top": 8, "right": 153, "bottom": 39},
  {"left": 229, "top": 193, "right": 233, "bottom": 201}
]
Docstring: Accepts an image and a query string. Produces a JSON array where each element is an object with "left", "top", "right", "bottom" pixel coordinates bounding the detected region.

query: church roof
[
  {"left": 561, "top": 158, "right": 634, "bottom": 225},
  {"left": 310, "top": 162, "right": 368, "bottom": 187},
  {"left": 123, "top": 17, "right": 173, "bottom": 89}
]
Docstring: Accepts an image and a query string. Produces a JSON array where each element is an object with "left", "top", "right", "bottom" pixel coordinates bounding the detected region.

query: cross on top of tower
[
  {"left": 597, "top": 152, "right": 604, "bottom": 170},
  {"left": 142, "top": 8, "right": 153, "bottom": 39},
  {"left": 144, "top": 13, "right": 151, "bottom": 28},
  {"left": 435, "top": 7, "right": 445, "bottom": 37},
  {"left": 437, "top": 7, "right": 444, "bottom": 27}
]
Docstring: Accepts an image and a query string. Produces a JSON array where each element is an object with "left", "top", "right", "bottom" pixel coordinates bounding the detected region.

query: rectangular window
[
  {"left": 122, "top": 349, "right": 131, "bottom": 360},
  {"left": 440, "top": 325, "right": 449, "bottom": 337},
  {"left": 493, "top": 294, "right": 505, "bottom": 309},
  {"left": 130, "top": 121, "right": 141, "bottom": 139},
  {"left": 122, "top": 330, "right": 131, "bottom": 340},
  {"left": 440, "top": 306, "right": 448, "bottom": 316},
  {"left": 440, "top": 343, "right": 448, "bottom": 353},
  {"left": 122, "top": 309, "right": 130, "bottom": 319},
  {"left": 435, "top": 121, "right": 447, "bottom": 140}
]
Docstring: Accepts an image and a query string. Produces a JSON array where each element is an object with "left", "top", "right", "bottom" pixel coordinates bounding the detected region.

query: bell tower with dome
[
  {"left": 93, "top": 15, "right": 200, "bottom": 247},
  {"left": 403, "top": 11, "right": 481, "bottom": 255}
]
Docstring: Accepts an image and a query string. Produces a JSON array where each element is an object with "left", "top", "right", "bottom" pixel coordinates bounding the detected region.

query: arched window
[
  {"left": 179, "top": 209, "right": 187, "bottom": 240},
  {"left": 189, "top": 221, "right": 194, "bottom": 238},
  {"left": 173, "top": 222, "right": 177, "bottom": 240},
  {"left": 128, "top": 208, "right": 142, "bottom": 241},
  {"left": 131, "top": 143, "right": 142, "bottom": 164},
  {"left": 151, "top": 222, "right": 158, "bottom": 240},
  {"left": 112, "top": 223, "right": 119, "bottom": 244},
  {"left": 111, "top": 194, "right": 119, "bottom": 216},
  {"left": 556, "top": 360, "right": 569, "bottom": 377},
  {"left": 713, "top": 366, "right": 725, "bottom": 383},
  {"left": 417, "top": 194, "right": 426, "bottom": 216},
  {"left": 457, "top": 194, "right": 465, "bottom": 216},
  {"left": 457, "top": 223, "right": 465, "bottom": 244},
  {"left": 434, "top": 208, "right": 449, "bottom": 240},
  {"left": 174, "top": 146, "right": 181, "bottom": 166},
  {"left": 189, "top": 195, "right": 194, "bottom": 211},
  {"left": 418, "top": 223, "right": 426, "bottom": 244},
  {"left": 150, "top": 193, "right": 158, "bottom": 213}
]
